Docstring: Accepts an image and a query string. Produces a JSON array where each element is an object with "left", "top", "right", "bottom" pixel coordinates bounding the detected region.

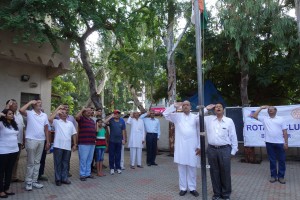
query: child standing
[{"left": 95, "top": 119, "right": 107, "bottom": 177}]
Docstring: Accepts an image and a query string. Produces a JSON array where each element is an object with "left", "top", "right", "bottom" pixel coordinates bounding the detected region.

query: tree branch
[{"left": 170, "top": 19, "right": 191, "bottom": 56}]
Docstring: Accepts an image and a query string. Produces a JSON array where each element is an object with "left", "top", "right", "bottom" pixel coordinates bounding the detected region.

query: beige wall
[
  {"left": 125, "top": 117, "right": 171, "bottom": 151},
  {"left": 0, "top": 30, "right": 70, "bottom": 114},
  {"left": 0, "top": 60, "right": 52, "bottom": 114}
]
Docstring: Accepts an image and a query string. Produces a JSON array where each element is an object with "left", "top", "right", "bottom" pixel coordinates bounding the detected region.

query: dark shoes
[
  {"left": 137, "top": 165, "right": 143, "bottom": 168},
  {"left": 38, "top": 175, "right": 48, "bottom": 181},
  {"left": 147, "top": 162, "right": 158, "bottom": 166},
  {"left": 269, "top": 177, "right": 277, "bottom": 183},
  {"left": 4, "top": 192, "right": 15, "bottom": 195},
  {"left": 80, "top": 177, "right": 86, "bottom": 181},
  {"left": 55, "top": 181, "right": 62, "bottom": 186},
  {"left": 0, "top": 194, "right": 8, "bottom": 198},
  {"left": 179, "top": 190, "right": 187, "bottom": 196},
  {"left": 130, "top": 165, "right": 135, "bottom": 169},
  {"left": 212, "top": 196, "right": 229, "bottom": 200},
  {"left": 86, "top": 175, "right": 95, "bottom": 179},
  {"left": 61, "top": 180, "right": 71, "bottom": 184},
  {"left": 278, "top": 178, "right": 286, "bottom": 184},
  {"left": 190, "top": 190, "right": 199, "bottom": 197}
]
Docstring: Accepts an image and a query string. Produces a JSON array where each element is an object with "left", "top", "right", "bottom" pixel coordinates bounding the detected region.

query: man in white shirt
[
  {"left": 204, "top": 103, "right": 238, "bottom": 200},
  {"left": 163, "top": 101, "right": 200, "bottom": 197},
  {"left": 252, "top": 105, "right": 288, "bottom": 184},
  {"left": 19, "top": 99, "right": 50, "bottom": 191},
  {"left": 127, "top": 112, "right": 145, "bottom": 168},
  {"left": 140, "top": 110, "right": 161, "bottom": 166},
  {"left": 49, "top": 105, "right": 77, "bottom": 186},
  {"left": 4, "top": 99, "right": 24, "bottom": 182}
]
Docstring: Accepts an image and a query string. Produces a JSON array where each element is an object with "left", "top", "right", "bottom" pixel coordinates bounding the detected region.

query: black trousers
[
  {"left": 146, "top": 133, "right": 158, "bottom": 165},
  {"left": 39, "top": 145, "right": 47, "bottom": 177},
  {"left": 53, "top": 148, "right": 71, "bottom": 181},
  {"left": 0, "top": 152, "right": 18, "bottom": 192},
  {"left": 207, "top": 145, "right": 232, "bottom": 198}
]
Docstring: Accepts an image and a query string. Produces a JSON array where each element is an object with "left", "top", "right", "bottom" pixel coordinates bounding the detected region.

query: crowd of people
[
  {"left": 0, "top": 98, "right": 162, "bottom": 198},
  {"left": 0, "top": 99, "right": 288, "bottom": 200}
]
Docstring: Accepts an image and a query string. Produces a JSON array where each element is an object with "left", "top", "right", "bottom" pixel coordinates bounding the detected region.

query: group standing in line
[{"left": 0, "top": 98, "right": 289, "bottom": 200}]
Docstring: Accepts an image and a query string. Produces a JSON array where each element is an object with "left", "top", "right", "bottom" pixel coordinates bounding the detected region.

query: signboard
[{"left": 243, "top": 105, "right": 300, "bottom": 147}]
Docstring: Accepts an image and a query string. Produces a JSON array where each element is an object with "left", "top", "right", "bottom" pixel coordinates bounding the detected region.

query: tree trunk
[
  {"left": 239, "top": 55, "right": 258, "bottom": 163},
  {"left": 128, "top": 84, "right": 146, "bottom": 113},
  {"left": 240, "top": 68, "right": 249, "bottom": 106},
  {"left": 165, "top": 0, "right": 176, "bottom": 156},
  {"left": 85, "top": 69, "right": 108, "bottom": 107},
  {"left": 78, "top": 38, "right": 101, "bottom": 109}
]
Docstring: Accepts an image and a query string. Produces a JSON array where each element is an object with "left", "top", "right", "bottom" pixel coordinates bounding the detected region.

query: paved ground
[{"left": 7, "top": 149, "right": 300, "bottom": 200}]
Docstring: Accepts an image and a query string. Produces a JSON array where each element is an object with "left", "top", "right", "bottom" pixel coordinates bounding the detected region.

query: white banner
[{"left": 243, "top": 105, "right": 300, "bottom": 147}]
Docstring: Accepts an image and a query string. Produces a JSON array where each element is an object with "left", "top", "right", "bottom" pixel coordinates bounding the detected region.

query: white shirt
[
  {"left": 14, "top": 111, "right": 25, "bottom": 144},
  {"left": 127, "top": 117, "right": 145, "bottom": 148},
  {"left": 258, "top": 115, "right": 287, "bottom": 143},
  {"left": 163, "top": 105, "right": 200, "bottom": 167},
  {"left": 0, "top": 122, "right": 19, "bottom": 154},
  {"left": 52, "top": 119, "right": 77, "bottom": 151},
  {"left": 205, "top": 114, "right": 238, "bottom": 155},
  {"left": 25, "top": 110, "right": 49, "bottom": 140}
]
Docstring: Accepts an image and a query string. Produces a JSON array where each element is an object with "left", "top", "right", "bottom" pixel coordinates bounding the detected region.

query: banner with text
[{"left": 243, "top": 105, "right": 300, "bottom": 147}]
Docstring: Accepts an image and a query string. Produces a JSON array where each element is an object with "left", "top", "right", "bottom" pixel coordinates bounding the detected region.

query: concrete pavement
[{"left": 7, "top": 150, "right": 300, "bottom": 200}]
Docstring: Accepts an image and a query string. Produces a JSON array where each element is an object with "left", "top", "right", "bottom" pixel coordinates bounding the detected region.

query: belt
[
  {"left": 209, "top": 144, "right": 230, "bottom": 149},
  {"left": 147, "top": 132, "right": 157, "bottom": 134}
]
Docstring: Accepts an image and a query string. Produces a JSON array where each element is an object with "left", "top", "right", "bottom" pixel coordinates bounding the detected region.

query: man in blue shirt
[
  {"left": 104, "top": 110, "right": 126, "bottom": 175},
  {"left": 140, "top": 110, "right": 161, "bottom": 166}
]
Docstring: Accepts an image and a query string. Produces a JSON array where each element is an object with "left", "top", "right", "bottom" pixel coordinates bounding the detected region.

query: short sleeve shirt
[
  {"left": 258, "top": 115, "right": 287, "bottom": 143},
  {"left": 53, "top": 119, "right": 77, "bottom": 150},
  {"left": 0, "top": 122, "right": 19, "bottom": 154},
  {"left": 108, "top": 118, "right": 126, "bottom": 143},
  {"left": 25, "top": 110, "right": 49, "bottom": 140},
  {"left": 77, "top": 116, "right": 96, "bottom": 145}
]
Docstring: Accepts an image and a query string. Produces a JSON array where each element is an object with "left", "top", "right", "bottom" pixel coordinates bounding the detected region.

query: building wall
[
  {"left": 0, "top": 30, "right": 70, "bottom": 114},
  {"left": 0, "top": 59, "right": 52, "bottom": 114},
  {"left": 125, "top": 117, "right": 170, "bottom": 151}
]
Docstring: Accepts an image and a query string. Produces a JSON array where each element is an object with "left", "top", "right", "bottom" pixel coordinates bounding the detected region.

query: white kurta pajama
[
  {"left": 127, "top": 117, "right": 145, "bottom": 166},
  {"left": 163, "top": 105, "right": 200, "bottom": 191}
]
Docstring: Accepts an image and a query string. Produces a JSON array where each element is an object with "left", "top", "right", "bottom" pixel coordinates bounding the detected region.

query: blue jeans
[
  {"left": 266, "top": 142, "right": 286, "bottom": 178},
  {"left": 78, "top": 145, "right": 95, "bottom": 177},
  {"left": 109, "top": 141, "right": 122, "bottom": 170},
  {"left": 53, "top": 148, "right": 71, "bottom": 181}
]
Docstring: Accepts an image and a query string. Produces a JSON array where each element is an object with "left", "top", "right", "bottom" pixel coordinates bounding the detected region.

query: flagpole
[{"left": 194, "top": 0, "right": 207, "bottom": 199}]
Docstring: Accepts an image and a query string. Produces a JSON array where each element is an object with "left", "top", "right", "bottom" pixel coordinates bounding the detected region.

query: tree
[
  {"left": 218, "top": 0, "right": 296, "bottom": 105},
  {"left": 0, "top": 0, "right": 153, "bottom": 109},
  {"left": 51, "top": 76, "right": 76, "bottom": 113}
]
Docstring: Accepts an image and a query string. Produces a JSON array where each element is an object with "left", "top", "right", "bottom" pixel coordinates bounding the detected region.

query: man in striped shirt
[{"left": 75, "top": 107, "right": 96, "bottom": 181}]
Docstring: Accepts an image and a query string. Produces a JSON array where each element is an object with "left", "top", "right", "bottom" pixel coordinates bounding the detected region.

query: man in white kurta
[
  {"left": 127, "top": 112, "right": 145, "bottom": 168},
  {"left": 163, "top": 101, "right": 200, "bottom": 197}
]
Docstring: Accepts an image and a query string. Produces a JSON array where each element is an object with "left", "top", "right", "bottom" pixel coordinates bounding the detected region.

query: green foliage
[{"left": 51, "top": 76, "right": 76, "bottom": 113}]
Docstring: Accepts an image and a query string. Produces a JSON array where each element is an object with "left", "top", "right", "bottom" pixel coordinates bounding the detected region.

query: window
[{"left": 20, "top": 92, "right": 40, "bottom": 108}]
